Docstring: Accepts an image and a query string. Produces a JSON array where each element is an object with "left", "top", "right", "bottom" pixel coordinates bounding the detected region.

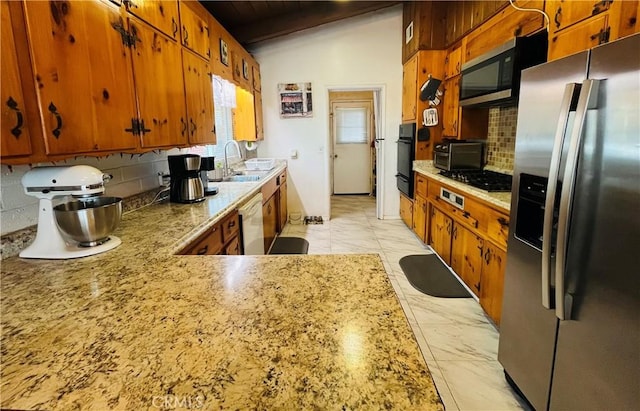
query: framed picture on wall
[
  {"left": 278, "top": 82, "right": 313, "bottom": 118},
  {"left": 242, "top": 59, "right": 249, "bottom": 80},
  {"left": 220, "top": 39, "right": 229, "bottom": 66}
]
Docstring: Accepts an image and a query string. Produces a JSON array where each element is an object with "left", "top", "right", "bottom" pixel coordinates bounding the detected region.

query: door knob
[{"left": 334, "top": 154, "right": 338, "bottom": 158}]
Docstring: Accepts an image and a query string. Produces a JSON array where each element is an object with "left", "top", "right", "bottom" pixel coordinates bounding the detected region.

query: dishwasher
[{"left": 238, "top": 193, "right": 265, "bottom": 255}]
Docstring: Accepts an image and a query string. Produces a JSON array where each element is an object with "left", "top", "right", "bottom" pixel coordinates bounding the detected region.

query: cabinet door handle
[
  {"left": 183, "top": 26, "right": 189, "bottom": 45},
  {"left": 484, "top": 248, "right": 491, "bottom": 264},
  {"left": 172, "top": 18, "right": 178, "bottom": 38},
  {"left": 197, "top": 245, "right": 209, "bottom": 255},
  {"left": 48, "top": 102, "right": 62, "bottom": 139},
  {"left": 554, "top": 7, "right": 562, "bottom": 29},
  {"left": 181, "top": 117, "right": 187, "bottom": 136},
  {"left": 190, "top": 118, "right": 196, "bottom": 136},
  {"left": 228, "top": 220, "right": 236, "bottom": 228},
  {"left": 6, "top": 97, "right": 24, "bottom": 138},
  {"left": 497, "top": 217, "right": 509, "bottom": 227}
]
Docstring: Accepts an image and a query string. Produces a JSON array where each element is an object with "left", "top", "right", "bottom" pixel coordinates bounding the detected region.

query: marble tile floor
[{"left": 281, "top": 195, "right": 531, "bottom": 411}]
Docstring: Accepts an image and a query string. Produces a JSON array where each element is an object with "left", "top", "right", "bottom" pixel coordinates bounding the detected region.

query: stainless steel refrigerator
[{"left": 498, "top": 33, "right": 639, "bottom": 411}]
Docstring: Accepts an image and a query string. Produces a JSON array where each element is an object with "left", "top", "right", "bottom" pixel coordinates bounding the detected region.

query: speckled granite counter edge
[
  {"left": 413, "top": 160, "right": 511, "bottom": 212},
  {"left": 0, "top": 163, "right": 286, "bottom": 260}
]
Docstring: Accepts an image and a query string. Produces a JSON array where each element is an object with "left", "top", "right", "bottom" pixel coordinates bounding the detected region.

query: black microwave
[{"left": 459, "top": 32, "right": 547, "bottom": 107}]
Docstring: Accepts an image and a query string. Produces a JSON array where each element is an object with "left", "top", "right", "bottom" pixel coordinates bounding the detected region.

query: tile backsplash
[
  {"left": 0, "top": 150, "right": 183, "bottom": 235},
  {"left": 485, "top": 106, "right": 517, "bottom": 172}
]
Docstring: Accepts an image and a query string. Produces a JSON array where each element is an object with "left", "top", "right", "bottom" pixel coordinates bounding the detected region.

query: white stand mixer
[{"left": 19, "top": 165, "right": 122, "bottom": 259}]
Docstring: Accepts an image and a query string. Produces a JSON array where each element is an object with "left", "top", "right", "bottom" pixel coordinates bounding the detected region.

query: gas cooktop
[{"left": 439, "top": 169, "right": 513, "bottom": 192}]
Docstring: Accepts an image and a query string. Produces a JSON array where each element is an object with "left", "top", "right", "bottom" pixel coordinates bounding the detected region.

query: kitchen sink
[{"left": 221, "top": 170, "right": 269, "bottom": 182}]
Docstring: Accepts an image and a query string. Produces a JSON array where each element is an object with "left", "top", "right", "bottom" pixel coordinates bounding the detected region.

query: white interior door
[{"left": 332, "top": 101, "right": 372, "bottom": 194}]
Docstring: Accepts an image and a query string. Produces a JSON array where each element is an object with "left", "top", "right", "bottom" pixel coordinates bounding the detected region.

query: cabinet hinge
[
  {"left": 591, "top": 26, "right": 611, "bottom": 44},
  {"left": 125, "top": 118, "right": 141, "bottom": 135},
  {"left": 111, "top": 18, "right": 140, "bottom": 48},
  {"left": 592, "top": 0, "right": 613, "bottom": 16}
]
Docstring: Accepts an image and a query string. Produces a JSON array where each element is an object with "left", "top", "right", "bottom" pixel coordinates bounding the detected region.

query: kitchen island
[{"left": 0, "top": 165, "right": 443, "bottom": 410}]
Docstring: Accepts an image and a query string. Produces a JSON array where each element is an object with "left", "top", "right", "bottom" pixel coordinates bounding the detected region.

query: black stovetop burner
[{"left": 439, "top": 169, "right": 513, "bottom": 192}]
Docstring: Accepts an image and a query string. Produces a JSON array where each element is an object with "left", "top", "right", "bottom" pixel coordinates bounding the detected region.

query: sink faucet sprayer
[{"left": 223, "top": 140, "right": 242, "bottom": 176}]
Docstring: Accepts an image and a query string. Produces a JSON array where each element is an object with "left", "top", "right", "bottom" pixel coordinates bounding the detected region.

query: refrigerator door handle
[
  {"left": 541, "top": 83, "right": 581, "bottom": 309},
  {"left": 555, "top": 79, "right": 600, "bottom": 320}
]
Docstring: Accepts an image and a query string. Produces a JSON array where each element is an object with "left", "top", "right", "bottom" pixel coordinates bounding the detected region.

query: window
[
  {"left": 195, "top": 75, "right": 239, "bottom": 165},
  {"left": 335, "top": 107, "right": 368, "bottom": 144}
]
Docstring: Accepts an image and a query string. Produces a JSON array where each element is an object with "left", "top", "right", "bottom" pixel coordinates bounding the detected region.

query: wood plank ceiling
[{"left": 200, "top": 1, "right": 401, "bottom": 48}]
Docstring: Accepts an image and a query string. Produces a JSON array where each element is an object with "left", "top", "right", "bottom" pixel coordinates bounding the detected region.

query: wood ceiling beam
[{"left": 231, "top": 1, "right": 400, "bottom": 46}]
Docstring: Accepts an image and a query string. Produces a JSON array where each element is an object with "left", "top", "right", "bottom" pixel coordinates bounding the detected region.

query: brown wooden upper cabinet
[
  {"left": 22, "top": 0, "right": 139, "bottom": 155},
  {"left": 179, "top": 2, "right": 210, "bottom": 60},
  {"left": 464, "top": 0, "right": 545, "bottom": 62},
  {"left": 182, "top": 49, "right": 215, "bottom": 145},
  {"left": 547, "top": 0, "right": 611, "bottom": 33},
  {"left": 402, "top": 54, "right": 418, "bottom": 122},
  {"left": 444, "top": 43, "right": 463, "bottom": 80},
  {"left": 252, "top": 64, "right": 261, "bottom": 92},
  {"left": 546, "top": 0, "right": 640, "bottom": 61},
  {"left": 253, "top": 89, "right": 264, "bottom": 141},
  {"left": 122, "top": 0, "right": 179, "bottom": 41},
  {"left": 230, "top": 47, "right": 252, "bottom": 90},
  {"left": 208, "top": 17, "right": 234, "bottom": 82},
  {"left": 1, "top": 1, "right": 32, "bottom": 158},
  {"left": 129, "top": 18, "right": 187, "bottom": 148},
  {"left": 442, "top": 76, "right": 460, "bottom": 138}
]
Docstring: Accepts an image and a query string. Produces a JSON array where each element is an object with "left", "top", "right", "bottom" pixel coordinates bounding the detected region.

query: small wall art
[
  {"left": 220, "top": 39, "right": 229, "bottom": 66},
  {"left": 242, "top": 59, "right": 249, "bottom": 80},
  {"left": 278, "top": 82, "right": 313, "bottom": 118}
]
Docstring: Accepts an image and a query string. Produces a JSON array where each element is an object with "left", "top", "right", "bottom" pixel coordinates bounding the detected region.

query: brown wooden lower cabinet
[
  {"left": 419, "top": 172, "right": 509, "bottom": 325},
  {"left": 412, "top": 195, "right": 428, "bottom": 242},
  {"left": 400, "top": 194, "right": 413, "bottom": 228},
  {"left": 278, "top": 173, "right": 288, "bottom": 232},
  {"left": 224, "top": 236, "right": 241, "bottom": 255},
  {"left": 178, "top": 210, "right": 240, "bottom": 255},
  {"left": 263, "top": 194, "right": 277, "bottom": 252},
  {"left": 429, "top": 205, "right": 453, "bottom": 265},
  {"left": 480, "top": 242, "right": 506, "bottom": 325},
  {"left": 451, "top": 222, "right": 483, "bottom": 296}
]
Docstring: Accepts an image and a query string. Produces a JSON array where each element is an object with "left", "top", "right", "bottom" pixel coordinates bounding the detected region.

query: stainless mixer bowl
[{"left": 54, "top": 197, "right": 123, "bottom": 246}]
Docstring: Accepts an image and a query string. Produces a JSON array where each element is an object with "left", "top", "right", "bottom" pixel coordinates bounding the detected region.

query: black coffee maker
[
  {"left": 199, "top": 156, "right": 218, "bottom": 196},
  {"left": 168, "top": 154, "right": 205, "bottom": 203}
]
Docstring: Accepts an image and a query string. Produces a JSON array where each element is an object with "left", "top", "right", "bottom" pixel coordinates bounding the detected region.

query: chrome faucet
[{"left": 223, "top": 140, "right": 242, "bottom": 176}]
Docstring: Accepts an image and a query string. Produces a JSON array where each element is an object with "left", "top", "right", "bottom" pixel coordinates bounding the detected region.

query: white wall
[{"left": 253, "top": 5, "right": 403, "bottom": 220}]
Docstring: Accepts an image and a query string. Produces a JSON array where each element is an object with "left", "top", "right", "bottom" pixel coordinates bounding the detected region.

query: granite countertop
[
  {"left": 0, "top": 161, "right": 443, "bottom": 410},
  {"left": 413, "top": 160, "right": 511, "bottom": 212}
]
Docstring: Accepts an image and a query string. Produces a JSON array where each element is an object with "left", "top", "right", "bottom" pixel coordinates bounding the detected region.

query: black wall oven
[{"left": 396, "top": 123, "right": 416, "bottom": 198}]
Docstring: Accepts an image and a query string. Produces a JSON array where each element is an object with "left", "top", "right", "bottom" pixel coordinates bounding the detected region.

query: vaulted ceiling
[{"left": 200, "top": 1, "right": 401, "bottom": 49}]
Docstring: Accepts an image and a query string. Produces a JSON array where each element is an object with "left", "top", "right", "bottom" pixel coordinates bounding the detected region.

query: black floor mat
[
  {"left": 399, "top": 254, "right": 471, "bottom": 298},
  {"left": 268, "top": 237, "right": 309, "bottom": 255}
]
